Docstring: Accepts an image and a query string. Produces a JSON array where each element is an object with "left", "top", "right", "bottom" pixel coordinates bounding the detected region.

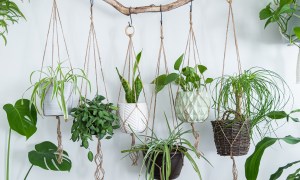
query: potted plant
[
  {"left": 116, "top": 51, "right": 148, "bottom": 133},
  {"left": 28, "top": 61, "right": 90, "bottom": 120},
  {"left": 152, "top": 54, "right": 213, "bottom": 123},
  {"left": 212, "top": 67, "right": 290, "bottom": 156},
  {"left": 70, "top": 95, "right": 119, "bottom": 161},
  {"left": 121, "top": 115, "right": 208, "bottom": 180}
]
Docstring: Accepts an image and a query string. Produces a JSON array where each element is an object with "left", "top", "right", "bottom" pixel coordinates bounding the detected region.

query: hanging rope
[
  {"left": 149, "top": 6, "right": 179, "bottom": 141},
  {"left": 216, "top": 1, "right": 244, "bottom": 179},
  {"left": 94, "top": 139, "right": 105, "bottom": 180},
  {"left": 56, "top": 116, "right": 63, "bottom": 164},
  {"left": 81, "top": 1, "right": 109, "bottom": 179},
  {"left": 39, "top": 0, "right": 72, "bottom": 164},
  {"left": 117, "top": 14, "right": 149, "bottom": 165}
]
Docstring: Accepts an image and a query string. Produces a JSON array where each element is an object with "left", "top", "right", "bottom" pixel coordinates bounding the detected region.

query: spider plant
[
  {"left": 25, "top": 61, "right": 90, "bottom": 120},
  {"left": 121, "top": 115, "right": 210, "bottom": 180},
  {"left": 213, "top": 67, "right": 291, "bottom": 136},
  {"left": 0, "top": 0, "right": 25, "bottom": 45}
]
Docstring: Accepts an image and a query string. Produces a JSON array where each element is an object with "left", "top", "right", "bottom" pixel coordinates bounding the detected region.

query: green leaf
[
  {"left": 287, "top": 168, "right": 300, "bottom": 179},
  {"left": 293, "top": 27, "right": 300, "bottom": 39},
  {"left": 88, "top": 151, "right": 93, "bottom": 162},
  {"left": 165, "top": 73, "right": 179, "bottom": 85},
  {"left": 291, "top": 109, "right": 300, "bottom": 114},
  {"left": 174, "top": 54, "right": 184, "bottom": 70},
  {"left": 205, "top": 78, "right": 213, "bottom": 84},
  {"left": 267, "top": 111, "right": 288, "bottom": 119},
  {"left": 3, "top": 99, "right": 37, "bottom": 139},
  {"left": 116, "top": 68, "right": 134, "bottom": 103},
  {"left": 134, "top": 76, "right": 143, "bottom": 102},
  {"left": 133, "top": 51, "right": 142, "bottom": 76},
  {"left": 259, "top": 5, "right": 273, "bottom": 20},
  {"left": 28, "top": 141, "right": 72, "bottom": 171},
  {"left": 198, "top": 65, "right": 207, "bottom": 74},
  {"left": 280, "top": 0, "right": 293, "bottom": 7},
  {"left": 270, "top": 160, "right": 300, "bottom": 180},
  {"left": 278, "top": 4, "right": 294, "bottom": 15},
  {"left": 245, "top": 136, "right": 300, "bottom": 180},
  {"left": 151, "top": 74, "right": 167, "bottom": 93},
  {"left": 291, "top": 117, "right": 299, "bottom": 122}
]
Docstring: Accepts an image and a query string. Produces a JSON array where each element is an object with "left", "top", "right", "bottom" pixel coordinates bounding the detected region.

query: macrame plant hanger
[
  {"left": 177, "top": 1, "right": 209, "bottom": 155},
  {"left": 80, "top": 1, "right": 108, "bottom": 179},
  {"left": 149, "top": 5, "right": 179, "bottom": 136},
  {"left": 216, "top": 1, "right": 247, "bottom": 180},
  {"left": 117, "top": 11, "right": 150, "bottom": 165},
  {"left": 39, "top": 0, "right": 72, "bottom": 164}
]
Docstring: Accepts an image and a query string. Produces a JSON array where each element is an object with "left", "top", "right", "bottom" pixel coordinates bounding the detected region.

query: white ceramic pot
[
  {"left": 43, "top": 83, "right": 74, "bottom": 118},
  {"left": 118, "top": 103, "right": 149, "bottom": 133},
  {"left": 175, "top": 90, "right": 210, "bottom": 123}
]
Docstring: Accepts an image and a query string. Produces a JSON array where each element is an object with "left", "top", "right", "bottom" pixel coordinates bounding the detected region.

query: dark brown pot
[
  {"left": 211, "top": 119, "right": 250, "bottom": 156},
  {"left": 144, "top": 148, "right": 185, "bottom": 180}
]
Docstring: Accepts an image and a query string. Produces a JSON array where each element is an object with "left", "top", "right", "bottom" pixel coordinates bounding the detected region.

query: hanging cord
[
  {"left": 94, "top": 139, "right": 105, "bottom": 180},
  {"left": 216, "top": 1, "right": 244, "bottom": 179},
  {"left": 117, "top": 23, "right": 149, "bottom": 165},
  {"left": 56, "top": 116, "right": 63, "bottom": 164},
  {"left": 191, "top": 123, "right": 201, "bottom": 157}
]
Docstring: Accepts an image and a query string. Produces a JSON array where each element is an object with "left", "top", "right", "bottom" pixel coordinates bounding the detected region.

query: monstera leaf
[
  {"left": 3, "top": 99, "right": 37, "bottom": 139},
  {"left": 28, "top": 141, "right": 72, "bottom": 171}
]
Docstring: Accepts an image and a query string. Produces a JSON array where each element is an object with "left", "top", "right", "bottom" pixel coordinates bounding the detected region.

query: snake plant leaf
[
  {"left": 28, "top": 141, "right": 72, "bottom": 171},
  {"left": 116, "top": 68, "right": 134, "bottom": 103},
  {"left": 174, "top": 54, "right": 184, "bottom": 70},
  {"left": 134, "top": 76, "right": 143, "bottom": 102},
  {"left": 270, "top": 160, "right": 300, "bottom": 180},
  {"left": 133, "top": 51, "right": 142, "bottom": 76},
  {"left": 3, "top": 99, "right": 37, "bottom": 139},
  {"left": 245, "top": 136, "right": 300, "bottom": 180}
]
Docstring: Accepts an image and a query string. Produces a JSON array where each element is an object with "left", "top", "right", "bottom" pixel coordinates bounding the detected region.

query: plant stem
[
  {"left": 235, "top": 91, "right": 242, "bottom": 118},
  {"left": 24, "top": 165, "right": 33, "bottom": 180},
  {"left": 6, "top": 128, "right": 11, "bottom": 180}
]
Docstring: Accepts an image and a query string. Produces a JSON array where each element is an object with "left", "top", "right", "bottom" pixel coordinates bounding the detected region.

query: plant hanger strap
[
  {"left": 149, "top": 5, "right": 179, "bottom": 141},
  {"left": 80, "top": 0, "right": 109, "bottom": 104},
  {"left": 56, "top": 116, "right": 63, "bottom": 164},
  {"left": 94, "top": 139, "right": 105, "bottom": 180},
  {"left": 39, "top": 0, "right": 72, "bottom": 82},
  {"left": 217, "top": 0, "right": 243, "bottom": 118}
]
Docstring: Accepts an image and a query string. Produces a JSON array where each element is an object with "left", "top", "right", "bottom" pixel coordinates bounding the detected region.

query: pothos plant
[
  {"left": 26, "top": 61, "right": 90, "bottom": 120},
  {"left": 213, "top": 67, "right": 291, "bottom": 136},
  {"left": 0, "top": 0, "right": 25, "bottom": 45},
  {"left": 116, "top": 51, "right": 143, "bottom": 103},
  {"left": 71, "top": 95, "right": 119, "bottom": 161},
  {"left": 152, "top": 54, "right": 213, "bottom": 93},
  {"left": 259, "top": 0, "right": 300, "bottom": 46}
]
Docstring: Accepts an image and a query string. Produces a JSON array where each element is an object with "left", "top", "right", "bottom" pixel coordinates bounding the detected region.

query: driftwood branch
[{"left": 102, "top": 0, "right": 192, "bottom": 15}]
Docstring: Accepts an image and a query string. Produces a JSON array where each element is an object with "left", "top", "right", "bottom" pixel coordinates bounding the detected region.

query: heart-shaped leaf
[
  {"left": 28, "top": 141, "right": 72, "bottom": 171},
  {"left": 3, "top": 99, "right": 37, "bottom": 139}
]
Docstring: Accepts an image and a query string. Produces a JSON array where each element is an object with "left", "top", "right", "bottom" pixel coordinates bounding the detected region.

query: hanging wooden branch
[{"left": 102, "top": 0, "right": 192, "bottom": 15}]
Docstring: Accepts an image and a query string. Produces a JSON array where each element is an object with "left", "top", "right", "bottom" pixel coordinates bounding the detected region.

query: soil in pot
[
  {"left": 211, "top": 119, "right": 250, "bottom": 156},
  {"left": 143, "top": 147, "right": 186, "bottom": 180}
]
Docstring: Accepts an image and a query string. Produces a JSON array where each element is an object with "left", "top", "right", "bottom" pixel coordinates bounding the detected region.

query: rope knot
[{"left": 227, "top": 0, "right": 232, "bottom": 4}]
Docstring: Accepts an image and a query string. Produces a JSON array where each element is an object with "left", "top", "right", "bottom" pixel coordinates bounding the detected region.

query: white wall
[{"left": 1, "top": 0, "right": 300, "bottom": 180}]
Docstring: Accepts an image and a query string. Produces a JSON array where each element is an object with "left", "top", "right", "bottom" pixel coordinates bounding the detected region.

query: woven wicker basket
[{"left": 211, "top": 119, "right": 250, "bottom": 156}]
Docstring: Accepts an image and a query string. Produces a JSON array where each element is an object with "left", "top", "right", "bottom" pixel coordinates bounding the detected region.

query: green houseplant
[
  {"left": 116, "top": 51, "right": 148, "bottom": 133},
  {"left": 0, "top": 0, "right": 25, "bottom": 45},
  {"left": 70, "top": 95, "right": 119, "bottom": 161},
  {"left": 27, "top": 61, "right": 90, "bottom": 120},
  {"left": 152, "top": 54, "right": 213, "bottom": 123},
  {"left": 121, "top": 115, "right": 210, "bottom": 180},
  {"left": 211, "top": 67, "right": 290, "bottom": 156}
]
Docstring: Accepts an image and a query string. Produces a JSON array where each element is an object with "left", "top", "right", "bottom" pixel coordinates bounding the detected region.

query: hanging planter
[
  {"left": 211, "top": 112, "right": 250, "bottom": 156},
  {"left": 175, "top": 90, "right": 210, "bottom": 123},
  {"left": 43, "top": 82, "right": 73, "bottom": 117},
  {"left": 143, "top": 147, "right": 185, "bottom": 179},
  {"left": 118, "top": 102, "right": 148, "bottom": 133}
]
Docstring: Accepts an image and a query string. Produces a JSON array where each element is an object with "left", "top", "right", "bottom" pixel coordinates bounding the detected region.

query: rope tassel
[
  {"left": 191, "top": 123, "right": 201, "bottom": 157},
  {"left": 56, "top": 116, "right": 63, "bottom": 164},
  {"left": 231, "top": 155, "right": 238, "bottom": 180},
  {"left": 129, "top": 133, "right": 139, "bottom": 166},
  {"left": 95, "top": 139, "right": 105, "bottom": 180}
]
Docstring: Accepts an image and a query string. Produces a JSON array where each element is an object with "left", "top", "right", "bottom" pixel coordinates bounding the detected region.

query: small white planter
[
  {"left": 43, "top": 83, "right": 74, "bottom": 117},
  {"left": 175, "top": 90, "right": 210, "bottom": 123},
  {"left": 118, "top": 103, "right": 149, "bottom": 133}
]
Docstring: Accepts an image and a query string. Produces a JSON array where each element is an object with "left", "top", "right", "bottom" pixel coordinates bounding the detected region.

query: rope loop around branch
[{"left": 227, "top": 0, "right": 233, "bottom": 4}]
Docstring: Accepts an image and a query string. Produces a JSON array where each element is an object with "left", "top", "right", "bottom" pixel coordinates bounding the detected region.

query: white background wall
[{"left": 1, "top": 0, "right": 300, "bottom": 180}]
